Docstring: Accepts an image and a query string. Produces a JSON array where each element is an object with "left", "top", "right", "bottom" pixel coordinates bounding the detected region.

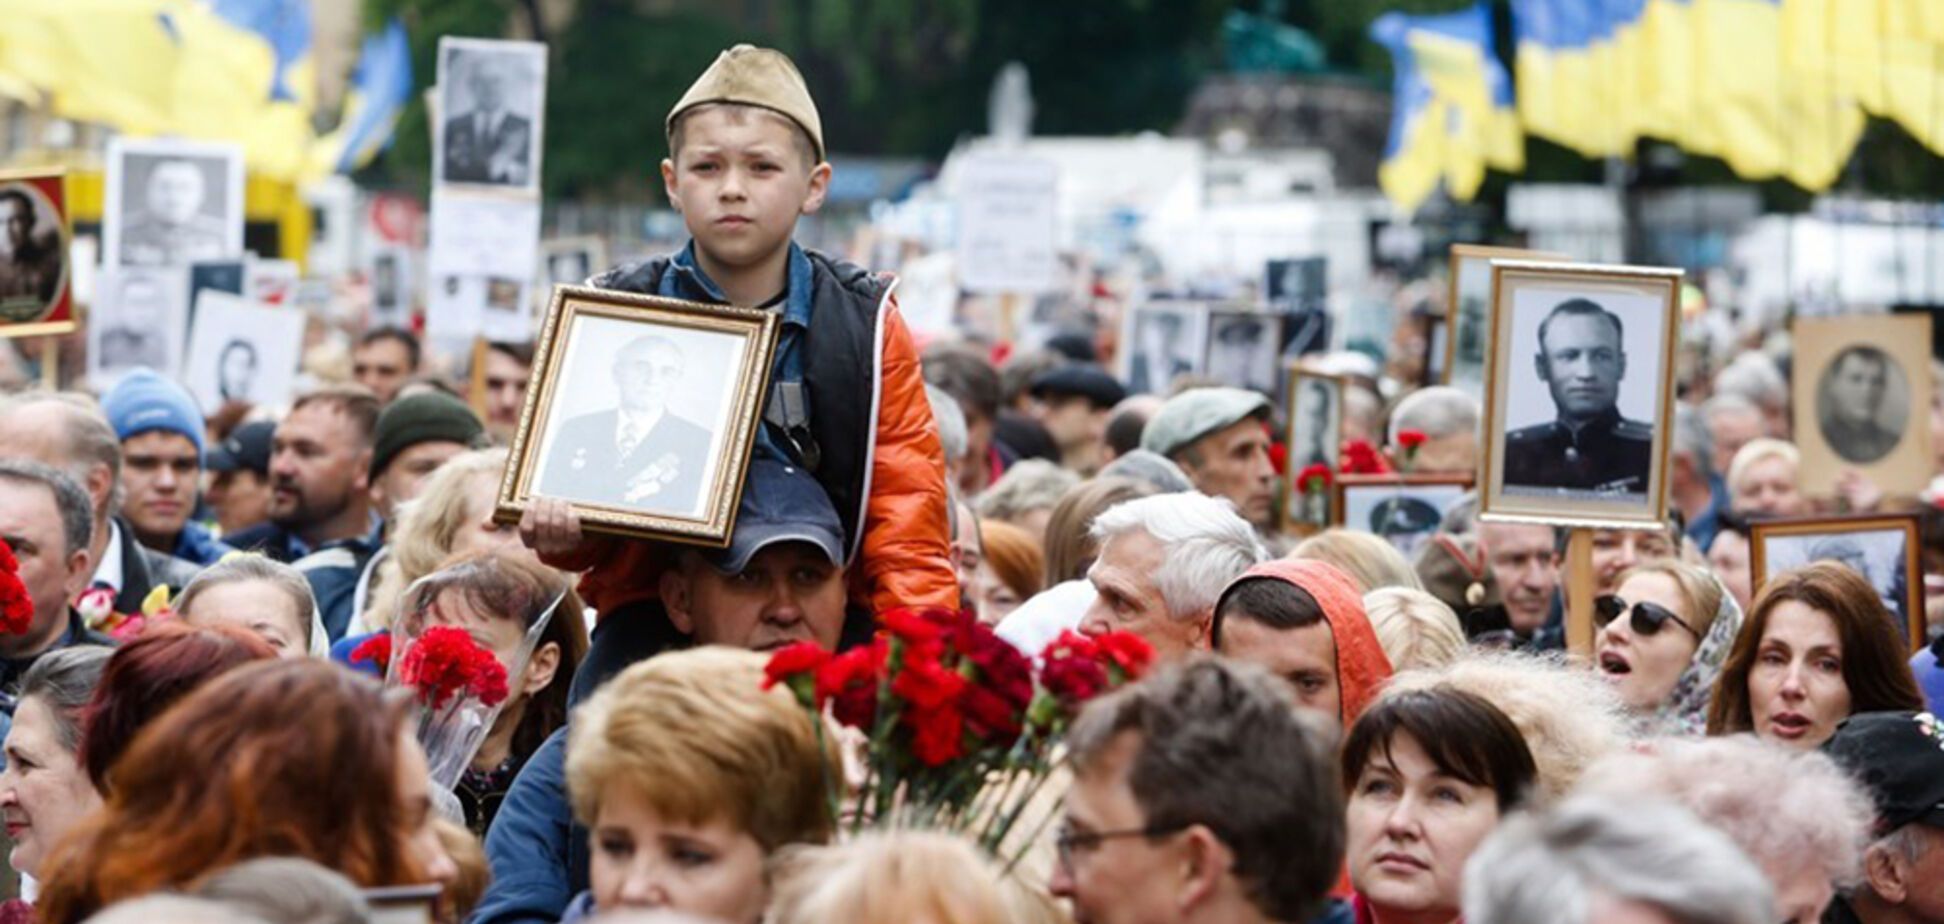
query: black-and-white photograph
[
  {"left": 1203, "top": 311, "right": 1281, "bottom": 394},
  {"left": 436, "top": 37, "right": 546, "bottom": 191},
  {"left": 0, "top": 178, "right": 67, "bottom": 324},
  {"left": 1120, "top": 303, "right": 1207, "bottom": 396},
  {"left": 89, "top": 267, "right": 188, "bottom": 385},
  {"left": 187, "top": 260, "right": 245, "bottom": 328},
  {"left": 1445, "top": 246, "right": 1562, "bottom": 395},
  {"left": 1480, "top": 262, "right": 1681, "bottom": 527},
  {"left": 103, "top": 138, "right": 244, "bottom": 269},
  {"left": 540, "top": 236, "right": 606, "bottom": 291},
  {"left": 182, "top": 291, "right": 306, "bottom": 411},
  {"left": 1751, "top": 516, "right": 1922, "bottom": 649},
  {"left": 1336, "top": 476, "right": 1472, "bottom": 558},
  {"left": 530, "top": 318, "right": 739, "bottom": 519},
  {"left": 368, "top": 246, "right": 412, "bottom": 329},
  {"left": 1265, "top": 256, "right": 1326, "bottom": 310},
  {"left": 482, "top": 275, "right": 532, "bottom": 342},
  {"left": 1287, "top": 370, "right": 1342, "bottom": 470},
  {"left": 1790, "top": 314, "right": 1933, "bottom": 498}
]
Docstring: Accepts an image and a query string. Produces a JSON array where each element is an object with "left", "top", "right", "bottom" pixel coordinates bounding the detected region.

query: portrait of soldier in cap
[
  {"left": 111, "top": 146, "right": 240, "bottom": 268},
  {"left": 0, "top": 184, "right": 64, "bottom": 318},
  {"left": 1206, "top": 312, "right": 1280, "bottom": 394},
  {"left": 1815, "top": 345, "right": 1907, "bottom": 465},
  {"left": 1502, "top": 297, "right": 1654, "bottom": 495}
]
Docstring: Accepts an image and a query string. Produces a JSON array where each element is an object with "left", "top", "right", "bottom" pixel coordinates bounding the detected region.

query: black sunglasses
[{"left": 1593, "top": 594, "right": 1698, "bottom": 639}]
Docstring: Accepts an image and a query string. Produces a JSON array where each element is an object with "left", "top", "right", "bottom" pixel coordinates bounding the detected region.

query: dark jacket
[
  {"left": 223, "top": 521, "right": 378, "bottom": 641},
  {"left": 535, "top": 409, "right": 712, "bottom": 515},
  {"left": 472, "top": 726, "right": 579, "bottom": 924},
  {"left": 111, "top": 517, "right": 201, "bottom": 616},
  {"left": 0, "top": 609, "right": 115, "bottom": 709}
]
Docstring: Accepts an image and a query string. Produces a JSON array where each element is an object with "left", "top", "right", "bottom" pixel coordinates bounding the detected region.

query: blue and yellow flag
[
  {"left": 308, "top": 20, "right": 413, "bottom": 179},
  {"left": 1372, "top": 3, "right": 1523, "bottom": 213}
]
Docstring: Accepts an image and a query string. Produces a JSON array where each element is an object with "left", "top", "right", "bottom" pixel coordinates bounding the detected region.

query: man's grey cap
[{"left": 1140, "top": 387, "right": 1272, "bottom": 458}]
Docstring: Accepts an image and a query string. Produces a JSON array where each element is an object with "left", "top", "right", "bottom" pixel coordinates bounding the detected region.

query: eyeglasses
[
  {"left": 1054, "top": 822, "right": 1190, "bottom": 872},
  {"left": 1593, "top": 594, "right": 1698, "bottom": 639}
]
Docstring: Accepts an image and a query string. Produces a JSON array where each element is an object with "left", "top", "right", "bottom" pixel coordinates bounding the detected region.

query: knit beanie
[
  {"left": 102, "top": 369, "right": 205, "bottom": 453},
  {"left": 370, "top": 392, "right": 485, "bottom": 477}
]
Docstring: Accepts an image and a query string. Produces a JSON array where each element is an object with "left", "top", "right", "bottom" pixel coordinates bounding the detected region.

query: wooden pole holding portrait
[{"left": 1564, "top": 528, "right": 1596, "bottom": 655}]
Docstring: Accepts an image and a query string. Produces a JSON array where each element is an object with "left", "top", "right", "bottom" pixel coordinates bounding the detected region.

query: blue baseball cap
[
  {"left": 705, "top": 457, "right": 845, "bottom": 574},
  {"left": 102, "top": 369, "right": 205, "bottom": 454}
]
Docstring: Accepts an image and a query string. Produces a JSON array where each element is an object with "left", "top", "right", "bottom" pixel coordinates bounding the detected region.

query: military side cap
[
  {"left": 1140, "top": 387, "right": 1271, "bottom": 459},
  {"left": 668, "top": 44, "right": 825, "bottom": 162},
  {"left": 1414, "top": 533, "right": 1502, "bottom": 615}
]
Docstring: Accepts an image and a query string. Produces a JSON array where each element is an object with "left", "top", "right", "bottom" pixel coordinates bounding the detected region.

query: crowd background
[{"left": 0, "top": 3, "right": 1940, "bottom": 924}]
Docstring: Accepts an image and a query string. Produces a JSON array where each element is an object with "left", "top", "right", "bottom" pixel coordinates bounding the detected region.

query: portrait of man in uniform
[
  {"left": 438, "top": 42, "right": 544, "bottom": 189},
  {"left": 0, "top": 187, "right": 63, "bottom": 317},
  {"left": 536, "top": 334, "right": 715, "bottom": 515},
  {"left": 1501, "top": 297, "right": 1654, "bottom": 496},
  {"left": 1125, "top": 307, "right": 1201, "bottom": 396},
  {"left": 1292, "top": 377, "right": 1338, "bottom": 468},
  {"left": 116, "top": 157, "right": 235, "bottom": 267},
  {"left": 1815, "top": 345, "right": 1906, "bottom": 465}
]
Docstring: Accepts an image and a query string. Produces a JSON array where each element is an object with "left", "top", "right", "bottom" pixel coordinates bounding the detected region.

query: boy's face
[{"left": 661, "top": 107, "right": 830, "bottom": 273}]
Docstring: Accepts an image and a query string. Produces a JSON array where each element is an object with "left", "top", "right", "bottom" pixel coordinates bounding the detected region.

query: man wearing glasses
[
  {"left": 1503, "top": 298, "right": 1653, "bottom": 495},
  {"left": 1049, "top": 657, "right": 1348, "bottom": 924},
  {"left": 538, "top": 334, "right": 712, "bottom": 514}
]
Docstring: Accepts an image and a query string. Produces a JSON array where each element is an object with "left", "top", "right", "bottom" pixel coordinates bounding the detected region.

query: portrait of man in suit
[
  {"left": 537, "top": 334, "right": 715, "bottom": 515},
  {"left": 442, "top": 52, "right": 534, "bottom": 187},
  {"left": 1128, "top": 309, "right": 1195, "bottom": 395}
]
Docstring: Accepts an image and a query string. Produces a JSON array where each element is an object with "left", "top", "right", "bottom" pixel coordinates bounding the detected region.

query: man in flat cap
[
  {"left": 1503, "top": 297, "right": 1652, "bottom": 495},
  {"left": 1028, "top": 364, "right": 1126, "bottom": 475},
  {"left": 1143, "top": 387, "right": 1278, "bottom": 530}
]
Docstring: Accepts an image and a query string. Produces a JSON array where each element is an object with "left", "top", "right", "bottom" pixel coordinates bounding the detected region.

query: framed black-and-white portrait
[
  {"left": 182, "top": 290, "right": 306, "bottom": 410},
  {"left": 1751, "top": 515, "right": 1923, "bottom": 650},
  {"left": 1265, "top": 256, "right": 1326, "bottom": 311},
  {"left": 1334, "top": 474, "right": 1474, "bottom": 558},
  {"left": 367, "top": 246, "right": 413, "bottom": 330},
  {"left": 1445, "top": 245, "right": 1564, "bottom": 397},
  {"left": 435, "top": 37, "right": 547, "bottom": 192},
  {"left": 481, "top": 275, "right": 532, "bottom": 342},
  {"left": 1479, "top": 261, "right": 1681, "bottom": 528},
  {"left": 187, "top": 259, "right": 245, "bottom": 329},
  {"left": 103, "top": 138, "right": 244, "bottom": 269},
  {"left": 0, "top": 169, "right": 73, "bottom": 336},
  {"left": 88, "top": 266, "right": 188, "bottom": 386},
  {"left": 1283, "top": 368, "right": 1343, "bottom": 530},
  {"left": 1204, "top": 310, "right": 1282, "bottom": 394},
  {"left": 1119, "top": 302, "right": 1208, "bottom": 396},
  {"left": 497, "top": 287, "right": 780, "bottom": 546},
  {"left": 1791, "top": 314, "right": 1933, "bottom": 499},
  {"left": 540, "top": 236, "right": 607, "bottom": 290}
]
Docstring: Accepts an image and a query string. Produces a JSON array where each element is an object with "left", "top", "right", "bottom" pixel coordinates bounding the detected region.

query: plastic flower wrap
[
  {"left": 379, "top": 560, "right": 565, "bottom": 790},
  {"left": 0, "top": 539, "right": 33, "bottom": 636},
  {"left": 763, "top": 608, "right": 1152, "bottom": 866}
]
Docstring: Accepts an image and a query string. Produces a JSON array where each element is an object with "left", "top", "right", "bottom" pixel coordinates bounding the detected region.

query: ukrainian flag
[
  {"left": 1372, "top": 3, "right": 1523, "bottom": 213},
  {"left": 308, "top": 20, "right": 413, "bottom": 179}
]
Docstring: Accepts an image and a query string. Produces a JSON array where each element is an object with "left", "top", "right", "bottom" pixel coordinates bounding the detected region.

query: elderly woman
[
  {"left": 1727, "top": 438, "right": 1808, "bottom": 518},
  {"left": 768, "top": 830, "right": 1014, "bottom": 924},
  {"left": 975, "top": 459, "right": 1079, "bottom": 541},
  {"left": 175, "top": 554, "right": 324, "bottom": 658},
  {"left": 1706, "top": 561, "right": 1924, "bottom": 748},
  {"left": 1592, "top": 560, "right": 1742, "bottom": 735},
  {"left": 1343, "top": 686, "right": 1538, "bottom": 924},
  {"left": 1363, "top": 588, "right": 1466, "bottom": 673},
  {"left": 1578, "top": 735, "right": 1874, "bottom": 924},
  {"left": 1293, "top": 529, "right": 1424, "bottom": 593},
  {"left": 561, "top": 647, "right": 837, "bottom": 922},
  {"left": 0, "top": 648, "right": 110, "bottom": 893}
]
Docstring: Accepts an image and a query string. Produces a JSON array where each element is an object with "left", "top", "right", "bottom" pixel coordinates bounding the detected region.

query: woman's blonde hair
[
  {"left": 565, "top": 647, "right": 836, "bottom": 851},
  {"left": 1362, "top": 588, "right": 1465, "bottom": 672},
  {"left": 1292, "top": 529, "right": 1424, "bottom": 592},
  {"left": 1384, "top": 650, "right": 1630, "bottom": 802},
  {"left": 365, "top": 448, "right": 507, "bottom": 631},
  {"left": 1724, "top": 438, "right": 1798, "bottom": 497},
  {"left": 768, "top": 830, "right": 1013, "bottom": 924},
  {"left": 1613, "top": 560, "right": 1723, "bottom": 639}
]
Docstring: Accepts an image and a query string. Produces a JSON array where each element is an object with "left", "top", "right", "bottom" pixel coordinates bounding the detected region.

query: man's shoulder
[
  {"left": 1506, "top": 422, "right": 1557, "bottom": 444},
  {"left": 1612, "top": 417, "right": 1654, "bottom": 441},
  {"left": 141, "top": 545, "right": 203, "bottom": 589}
]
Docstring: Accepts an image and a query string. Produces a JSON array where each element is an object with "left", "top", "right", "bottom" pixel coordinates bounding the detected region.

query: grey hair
[
  {"left": 1464, "top": 796, "right": 1775, "bottom": 924},
  {"left": 175, "top": 554, "right": 321, "bottom": 652},
  {"left": 1870, "top": 822, "right": 1936, "bottom": 869},
  {"left": 1714, "top": 354, "right": 1787, "bottom": 412},
  {"left": 1672, "top": 403, "right": 1714, "bottom": 476},
  {"left": 1099, "top": 449, "right": 1194, "bottom": 493},
  {"left": 1090, "top": 493, "right": 1267, "bottom": 620},
  {"left": 18, "top": 645, "right": 113, "bottom": 752},
  {"left": 1389, "top": 385, "right": 1479, "bottom": 443},
  {"left": 194, "top": 857, "right": 371, "bottom": 924},
  {"left": 924, "top": 384, "right": 969, "bottom": 462},
  {"left": 83, "top": 895, "right": 271, "bottom": 924},
  {"left": 0, "top": 458, "right": 94, "bottom": 555},
  {"left": 0, "top": 391, "right": 123, "bottom": 518},
  {"left": 976, "top": 459, "right": 1080, "bottom": 523},
  {"left": 1702, "top": 391, "right": 1762, "bottom": 425}
]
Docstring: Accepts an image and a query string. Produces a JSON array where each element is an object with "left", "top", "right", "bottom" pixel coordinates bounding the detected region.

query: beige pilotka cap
[{"left": 666, "top": 44, "right": 825, "bottom": 162}]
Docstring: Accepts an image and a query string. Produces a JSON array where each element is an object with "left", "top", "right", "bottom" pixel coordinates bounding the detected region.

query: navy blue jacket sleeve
[{"left": 469, "top": 727, "right": 580, "bottom": 924}]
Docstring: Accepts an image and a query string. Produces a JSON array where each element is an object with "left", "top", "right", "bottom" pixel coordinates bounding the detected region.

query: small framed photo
[
  {"left": 1203, "top": 310, "right": 1282, "bottom": 394},
  {"left": 182, "top": 291, "right": 306, "bottom": 410},
  {"left": 89, "top": 266, "right": 188, "bottom": 386},
  {"left": 1283, "top": 368, "right": 1344, "bottom": 529},
  {"left": 103, "top": 137, "right": 244, "bottom": 269},
  {"left": 1422, "top": 312, "right": 1447, "bottom": 386},
  {"left": 435, "top": 37, "right": 547, "bottom": 192},
  {"left": 1478, "top": 260, "right": 1682, "bottom": 528},
  {"left": 1791, "top": 314, "right": 1933, "bottom": 498},
  {"left": 1120, "top": 302, "right": 1209, "bottom": 395},
  {"left": 1265, "top": 256, "right": 1326, "bottom": 311},
  {"left": 1750, "top": 514, "right": 1923, "bottom": 650},
  {"left": 496, "top": 286, "right": 780, "bottom": 546},
  {"left": 367, "top": 246, "right": 413, "bottom": 330},
  {"left": 1445, "top": 245, "right": 1565, "bottom": 395},
  {"left": 539, "top": 236, "right": 608, "bottom": 289},
  {"left": 1334, "top": 474, "right": 1474, "bottom": 557},
  {"left": 0, "top": 168, "right": 74, "bottom": 337}
]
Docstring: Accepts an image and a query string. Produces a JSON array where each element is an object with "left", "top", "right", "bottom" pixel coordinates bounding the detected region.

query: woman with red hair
[
  {"left": 79, "top": 621, "right": 276, "bottom": 792},
  {"left": 35, "top": 660, "right": 457, "bottom": 923}
]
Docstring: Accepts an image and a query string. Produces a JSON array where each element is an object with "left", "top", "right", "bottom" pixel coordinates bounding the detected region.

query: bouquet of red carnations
[
  {"left": 0, "top": 539, "right": 33, "bottom": 636},
  {"left": 763, "top": 607, "right": 1152, "bottom": 862}
]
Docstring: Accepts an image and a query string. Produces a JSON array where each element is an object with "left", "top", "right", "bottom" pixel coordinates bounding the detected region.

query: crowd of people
[{"left": 0, "top": 41, "right": 1939, "bottom": 924}]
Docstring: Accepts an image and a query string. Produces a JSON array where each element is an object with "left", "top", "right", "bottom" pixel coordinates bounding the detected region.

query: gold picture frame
[
  {"left": 1749, "top": 514, "right": 1924, "bottom": 651},
  {"left": 1282, "top": 366, "right": 1344, "bottom": 531},
  {"left": 1789, "top": 314, "right": 1933, "bottom": 500},
  {"left": 1444, "top": 244, "right": 1565, "bottom": 394},
  {"left": 1477, "top": 260, "right": 1683, "bottom": 529},
  {"left": 0, "top": 167, "right": 74, "bottom": 338},
  {"left": 495, "top": 285, "right": 780, "bottom": 547}
]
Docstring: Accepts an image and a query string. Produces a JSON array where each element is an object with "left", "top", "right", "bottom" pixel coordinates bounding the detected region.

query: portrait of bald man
[
  {"left": 536, "top": 334, "right": 714, "bottom": 515},
  {"left": 112, "top": 145, "right": 238, "bottom": 268}
]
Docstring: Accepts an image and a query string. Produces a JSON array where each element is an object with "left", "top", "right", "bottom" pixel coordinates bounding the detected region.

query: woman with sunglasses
[
  {"left": 1592, "top": 561, "right": 1742, "bottom": 735},
  {"left": 1343, "top": 685, "right": 1537, "bottom": 924},
  {"left": 1706, "top": 561, "right": 1924, "bottom": 749}
]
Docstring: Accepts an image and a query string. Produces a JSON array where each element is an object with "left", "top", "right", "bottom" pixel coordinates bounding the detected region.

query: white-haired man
[
  {"left": 1703, "top": 393, "right": 1766, "bottom": 480},
  {"left": 1388, "top": 385, "right": 1479, "bottom": 476},
  {"left": 1078, "top": 492, "right": 1267, "bottom": 660},
  {"left": 1713, "top": 353, "right": 1789, "bottom": 439}
]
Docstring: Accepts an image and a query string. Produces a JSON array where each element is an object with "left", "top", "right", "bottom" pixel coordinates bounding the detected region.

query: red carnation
[
  {"left": 1041, "top": 630, "right": 1100, "bottom": 663},
  {"left": 880, "top": 607, "right": 946, "bottom": 648},
  {"left": 907, "top": 703, "right": 965, "bottom": 766},
  {"left": 1297, "top": 463, "right": 1333, "bottom": 495},
  {"left": 399, "top": 626, "right": 510, "bottom": 710},
  {"left": 1396, "top": 428, "right": 1428, "bottom": 449},
  {"left": 350, "top": 633, "right": 393, "bottom": 670},
  {"left": 1094, "top": 631, "right": 1155, "bottom": 680},
  {"left": 816, "top": 642, "right": 884, "bottom": 729},
  {"left": 1267, "top": 440, "right": 1288, "bottom": 477},
  {"left": 763, "top": 642, "right": 829, "bottom": 690},
  {"left": 1341, "top": 439, "right": 1390, "bottom": 474},
  {"left": 961, "top": 684, "right": 1024, "bottom": 742},
  {"left": 0, "top": 539, "right": 32, "bottom": 636},
  {"left": 1040, "top": 655, "right": 1109, "bottom": 709},
  {"left": 891, "top": 653, "right": 967, "bottom": 711}
]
